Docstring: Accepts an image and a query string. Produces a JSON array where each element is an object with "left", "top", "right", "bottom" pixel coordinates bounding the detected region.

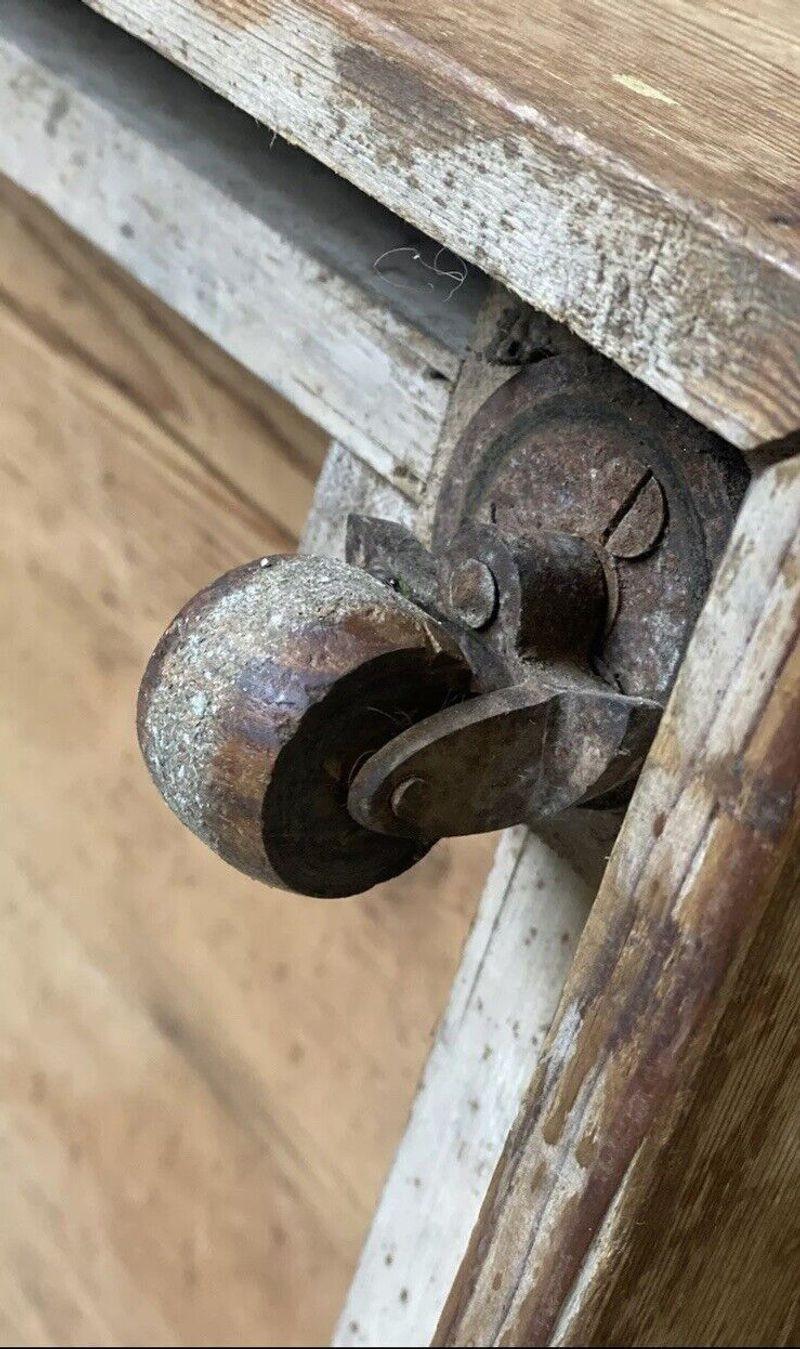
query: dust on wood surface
[
  {"left": 0, "top": 176, "right": 495, "bottom": 1346},
  {"left": 82, "top": 0, "right": 800, "bottom": 449},
  {"left": 2, "top": 0, "right": 481, "bottom": 501}
]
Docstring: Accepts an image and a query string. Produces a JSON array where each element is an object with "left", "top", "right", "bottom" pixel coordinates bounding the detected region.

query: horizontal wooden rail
[
  {"left": 0, "top": 0, "right": 485, "bottom": 498},
  {"left": 81, "top": 0, "right": 800, "bottom": 450}
]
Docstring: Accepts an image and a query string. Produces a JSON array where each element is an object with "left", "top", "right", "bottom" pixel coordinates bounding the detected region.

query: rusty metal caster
[{"left": 138, "top": 354, "right": 748, "bottom": 897}]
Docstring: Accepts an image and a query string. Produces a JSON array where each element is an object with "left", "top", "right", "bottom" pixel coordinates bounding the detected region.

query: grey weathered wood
[
  {"left": 80, "top": 0, "right": 800, "bottom": 452},
  {"left": 301, "top": 441, "right": 415, "bottom": 561},
  {"left": 335, "top": 826, "right": 594, "bottom": 1348},
  {"left": 0, "top": 0, "right": 485, "bottom": 498}
]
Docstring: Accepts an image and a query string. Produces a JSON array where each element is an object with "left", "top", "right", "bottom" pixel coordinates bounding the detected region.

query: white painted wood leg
[
  {"left": 301, "top": 442, "right": 415, "bottom": 561},
  {"left": 334, "top": 826, "right": 594, "bottom": 1347}
]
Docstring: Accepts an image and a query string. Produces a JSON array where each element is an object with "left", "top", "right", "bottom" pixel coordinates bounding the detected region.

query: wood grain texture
[
  {"left": 0, "top": 179, "right": 495, "bottom": 1346},
  {"left": 0, "top": 176, "right": 326, "bottom": 539},
  {"left": 2, "top": 0, "right": 485, "bottom": 501},
  {"left": 335, "top": 828, "right": 593, "bottom": 1348},
  {"left": 80, "top": 0, "right": 800, "bottom": 449},
  {"left": 435, "top": 453, "right": 800, "bottom": 1346},
  {"left": 580, "top": 826, "right": 800, "bottom": 1347}
]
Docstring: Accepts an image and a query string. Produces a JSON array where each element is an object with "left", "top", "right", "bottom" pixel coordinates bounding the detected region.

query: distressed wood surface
[
  {"left": 2, "top": 0, "right": 486, "bottom": 501},
  {"left": 435, "top": 453, "right": 800, "bottom": 1346},
  {"left": 0, "top": 177, "right": 498, "bottom": 1346},
  {"left": 579, "top": 819, "right": 800, "bottom": 1346},
  {"left": 302, "top": 440, "right": 415, "bottom": 560},
  {"left": 335, "top": 828, "right": 593, "bottom": 1347},
  {"left": 80, "top": 0, "right": 800, "bottom": 450}
]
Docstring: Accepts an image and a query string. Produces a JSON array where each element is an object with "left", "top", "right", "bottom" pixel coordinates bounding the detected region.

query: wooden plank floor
[{"left": 0, "top": 177, "right": 495, "bottom": 1347}]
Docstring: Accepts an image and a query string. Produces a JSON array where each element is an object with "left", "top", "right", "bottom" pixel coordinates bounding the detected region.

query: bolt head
[{"left": 446, "top": 558, "right": 498, "bottom": 629}]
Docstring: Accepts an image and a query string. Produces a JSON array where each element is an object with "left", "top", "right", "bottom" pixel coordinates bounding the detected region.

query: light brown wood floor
[{"left": 0, "top": 177, "right": 494, "bottom": 1347}]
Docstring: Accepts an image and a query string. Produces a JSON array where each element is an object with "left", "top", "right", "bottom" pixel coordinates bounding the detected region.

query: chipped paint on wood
[
  {"left": 80, "top": 0, "right": 800, "bottom": 449},
  {"left": 0, "top": 0, "right": 487, "bottom": 499},
  {"left": 301, "top": 442, "right": 416, "bottom": 563},
  {"left": 334, "top": 827, "right": 595, "bottom": 1346}
]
